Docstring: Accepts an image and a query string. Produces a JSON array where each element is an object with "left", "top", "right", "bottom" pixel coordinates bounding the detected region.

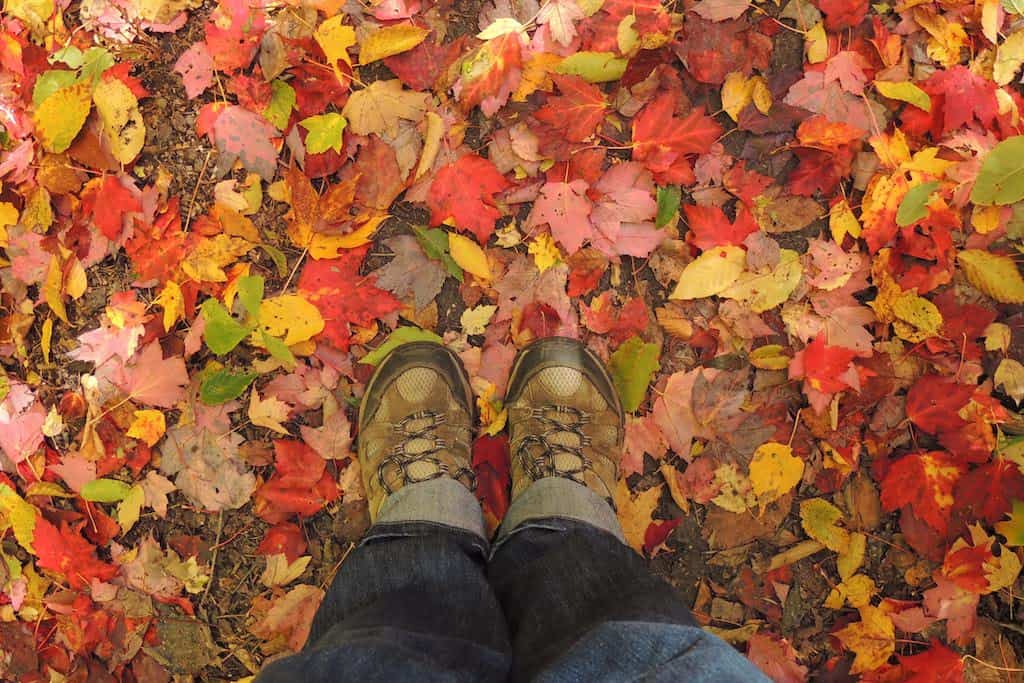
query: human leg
[
  {"left": 491, "top": 338, "right": 768, "bottom": 682},
  {"left": 256, "top": 343, "right": 511, "bottom": 682}
]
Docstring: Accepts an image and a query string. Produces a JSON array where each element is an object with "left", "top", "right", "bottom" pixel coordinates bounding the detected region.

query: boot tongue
[{"left": 395, "top": 367, "right": 439, "bottom": 402}]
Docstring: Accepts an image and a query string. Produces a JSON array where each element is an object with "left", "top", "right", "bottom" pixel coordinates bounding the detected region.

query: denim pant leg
[
  {"left": 257, "top": 479, "right": 511, "bottom": 682},
  {"left": 489, "top": 478, "right": 770, "bottom": 683}
]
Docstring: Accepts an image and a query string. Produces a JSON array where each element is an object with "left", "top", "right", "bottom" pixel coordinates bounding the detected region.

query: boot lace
[
  {"left": 377, "top": 410, "right": 475, "bottom": 493},
  {"left": 515, "top": 405, "right": 594, "bottom": 482}
]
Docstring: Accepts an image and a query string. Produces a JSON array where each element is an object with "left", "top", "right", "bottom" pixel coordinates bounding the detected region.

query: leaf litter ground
[{"left": 5, "top": 0, "right": 1024, "bottom": 679}]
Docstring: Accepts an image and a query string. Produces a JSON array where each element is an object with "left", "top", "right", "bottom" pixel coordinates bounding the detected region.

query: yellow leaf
[
  {"left": 982, "top": 0, "right": 1000, "bottom": 43},
  {"left": 670, "top": 245, "right": 746, "bottom": 300},
  {"left": 995, "top": 358, "right": 1024, "bottom": 405},
  {"left": 23, "top": 481, "right": 74, "bottom": 498},
  {"left": 711, "top": 463, "right": 757, "bottom": 512},
  {"left": 93, "top": 78, "right": 146, "bottom": 164},
  {"left": 0, "top": 483, "right": 37, "bottom": 553},
  {"left": 258, "top": 294, "right": 325, "bottom": 346},
  {"left": 751, "top": 76, "right": 772, "bottom": 114},
  {"left": 958, "top": 249, "right": 1024, "bottom": 304},
  {"left": 249, "top": 390, "right": 291, "bottom": 434},
  {"left": 359, "top": 23, "right": 429, "bottom": 64},
  {"left": 824, "top": 574, "right": 877, "bottom": 609},
  {"left": 460, "top": 304, "right": 497, "bottom": 335},
  {"left": 260, "top": 553, "right": 312, "bottom": 587},
  {"left": 800, "top": 497, "right": 850, "bottom": 552},
  {"left": 749, "top": 344, "right": 790, "bottom": 370},
  {"left": 914, "top": 8, "right": 968, "bottom": 68},
  {"left": 749, "top": 441, "right": 804, "bottom": 506},
  {"left": 720, "top": 249, "right": 803, "bottom": 312},
  {"left": 315, "top": 15, "right": 356, "bottom": 82},
  {"left": 873, "top": 80, "right": 932, "bottom": 111},
  {"left": 805, "top": 22, "right": 828, "bottom": 63},
  {"left": 40, "top": 317, "right": 52, "bottom": 364},
  {"left": 972, "top": 204, "right": 1002, "bottom": 234},
  {"left": 155, "top": 281, "right": 184, "bottom": 332},
  {"left": 528, "top": 233, "right": 562, "bottom": 273},
  {"left": 181, "top": 234, "right": 254, "bottom": 283},
  {"left": 116, "top": 484, "right": 145, "bottom": 535},
  {"left": 33, "top": 82, "right": 91, "bottom": 153},
  {"left": 722, "top": 71, "right": 754, "bottom": 122},
  {"left": 614, "top": 478, "right": 662, "bottom": 553},
  {"left": 43, "top": 254, "right": 68, "bottom": 324},
  {"left": 416, "top": 111, "right": 444, "bottom": 180},
  {"left": 127, "top": 409, "right": 166, "bottom": 446},
  {"left": 342, "top": 79, "right": 428, "bottom": 138},
  {"left": 66, "top": 258, "right": 86, "bottom": 299},
  {"left": 829, "top": 199, "right": 862, "bottom": 243},
  {"left": 837, "top": 532, "right": 867, "bottom": 580},
  {"left": 835, "top": 606, "right": 895, "bottom": 674},
  {"left": 449, "top": 232, "right": 492, "bottom": 281},
  {"left": 0, "top": 201, "right": 18, "bottom": 247},
  {"left": 891, "top": 290, "right": 942, "bottom": 343},
  {"left": 5, "top": 0, "right": 54, "bottom": 37},
  {"left": 513, "top": 52, "right": 563, "bottom": 101},
  {"left": 984, "top": 322, "right": 1012, "bottom": 352}
]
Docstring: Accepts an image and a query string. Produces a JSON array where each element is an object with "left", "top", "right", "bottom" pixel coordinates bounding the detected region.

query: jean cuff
[
  {"left": 495, "top": 477, "right": 625, "bottom": 544},
  {"left": 375, "top": 477, "right": 487, "bottom": 542}
]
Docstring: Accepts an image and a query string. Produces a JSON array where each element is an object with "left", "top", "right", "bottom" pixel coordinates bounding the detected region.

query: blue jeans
[{"left": 257, "top": 478, "right": 768, "bottom": 682}]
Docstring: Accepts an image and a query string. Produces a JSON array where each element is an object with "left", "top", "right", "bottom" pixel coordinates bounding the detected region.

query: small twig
[
  {"left": 200, "top": 511, "right": 225, "bottom": 608},
  {"left": 185, "top": 150, "right": 213, "bottom": 232}
]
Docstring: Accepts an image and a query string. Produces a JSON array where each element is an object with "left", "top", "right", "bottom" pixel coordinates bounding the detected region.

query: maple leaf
[
  {"left": 114, "top": 343, "right": 188, "bottom": 408},
  {"left": 89, "top": 174, "right": 142, "bottom": 241},
  {"left": 254, "top": 440, "right": 340, "bottom": 524},
  {"left": 528, "top": 180, "right": 594, "bottom": 253},
  {"left": 746, "top": 633, "right": 809, "bottom": 683},
  {"left": 535, "top": 75, "right": 608, "bottom": 143},
  {"left": 905, "top": 375, "right": 973, "bottom": 434},
  {"left": 923, "top": 576, "right": 979, "bottom": 643},
  {"left": 257, "top": 522, "right": 309, "bottom": 563},
  {"left": 385, "top": 36, "right": 466, "bottom": 91},
  {"left": 454, "top": 29, "right": 523, "bottom": 116},
  {"left": 427, "top": 155, "right": 511, "bottom": 244},
  {"left": 834, "top": 605, "right": 895, "bottom": 674},
  {"left": 211, "top": 105, "right": 279, "bottom": 180},
  {"left": 250, "top": 584, "right": 324, "bottom": 653},
  {"left": 537, "top": 0, "right": 585, "bottom": 45},
  {"left": 125, "top": 197, "right": 187, "bottom": 284},
  {"left": 374, "top": 235, "right": 446, "bottom": 310},
  {"left": 296, "top": 246, "right": 402, "bottom": 352},
  {"left": 940, "top": 525, "right": 1022, "bottom": 594},
  {"left": 897, "top": 640, "right": 964, "bottom": 683},
  {"left": 683, "top": 204, "right": 758, "bottom": 251},
  {"left": 632, "top": 93, "right": 722, "bottom": 185},
  {"left": 472, "top": 434, "right": 510, "bottom": 535},
  {"left": 880, "top": 451, "right": 965, "bottom": 534},
  {"left": 0, "top": 382, "right": 46, "bottom": 466},
  {"left": 673, "top": 16, "right": 772, "bottom": 85},
  {"left": 816, "top": 0, "right": 868, "bottom": 30},
  {"left": 614, "top": 478, "right": 663, "bottom": 554},
  {"left": 34, "top": 518, "right": 118, "bottom": 589},
  {"left": 342, "top": 79, "right": 428, "bottom": 137},
  {"left": 952, "top": 459, "right": 1024, "bottom": 526},
  {"left": 173, "top": 42, "right": 214, "bottom": 99}
]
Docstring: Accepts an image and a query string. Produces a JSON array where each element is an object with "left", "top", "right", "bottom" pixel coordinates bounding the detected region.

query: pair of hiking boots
[{"left": 358, "top": 337, "right": 625, "bottom": 522}]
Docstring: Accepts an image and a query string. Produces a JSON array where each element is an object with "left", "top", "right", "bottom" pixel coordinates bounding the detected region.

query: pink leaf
[
  {"left": 117, "top": 343, "right": 188, "bottom": 408},
  {"left": 174, "top": 43, "right": 215, "bottom": 99}
]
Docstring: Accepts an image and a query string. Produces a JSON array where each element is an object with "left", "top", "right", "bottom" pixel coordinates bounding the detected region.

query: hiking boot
[
  {"left": 358, "top": 342, "right": 476, "bottom": 522},
  {"left": 505, "top": 337, "right": 624, "bottom": 502}
]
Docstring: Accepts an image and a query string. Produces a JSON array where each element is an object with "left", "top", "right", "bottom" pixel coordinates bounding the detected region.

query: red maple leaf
[
  {"left": 672, "top": 17, "right": 772, "bottom": 85},
  {"left": 385, "top": 36, "right": 467, "bottom": 91},
  {"left": 455, "top": 32, "right": 522, "bottom": 115},
  {"left": 297, "top": 246, "right": 402, "bottom": 352},
  {"left": 89, "top": 175, "right": 141, "bottom": 241},
  {"left": 897, "top": 640, "right": 964, "bottom": 683},
  {"left": 881, "top": 451, "right": 965, "bottom": 534},
  {"left": 942, "top": 542, "right": 993, "bottom": 593},
  {"left": 816, "top": 0, "right": 868, "bottom": 30},
  {"left": 724, "top": 162, "right": 773, "bottom": 207},
  {"left": 683, "top": 204, "right": 758, "bottom": 251},
  {"left": 124, "top": 197, "right": 186, "bottom": 284},
  {"left": 793, "top": 333, "right": 858, "bottom": 394},
  {"left": 427, "top": 155, "right": 511, "bottom": 244},
  {"left": 581, "top": 293, "right": 649, "bottom": 344},
  {"left": 535, "top": 74, "right": 609, "bottom": 143},
  {"left": 952, "top": 459, "right": 1024, "bottom": 526},
  {"left": 472, "top": 435, "right": 510, "bottom": 534},
  {"left": 34, "top": 518, "right": 118, "bottom": 590},
  {"left": 256, "top": 522, "right": 308, "bottom": 563},
  {"left": 631, "top": 94, "right": 721, "bottom": 185},
  {"left": 901, "top": 66, "right": 999, "bottom": 139},
  {"left": 905, "top": 375, "right": 974, "bottom": 434},
  {"left": 253, "top": 440, "right": 340, "bottom": 524}
]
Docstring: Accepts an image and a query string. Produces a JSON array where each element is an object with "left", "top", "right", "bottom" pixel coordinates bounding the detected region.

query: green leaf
[
  {"left": 413, "top": 226, "right": 463, "bottom": 281},
  {"left": 1003, "top": 0, "right": 1024, "bottom": 15},
  {"left": 49, "top": 45, "right": 84, "bottom": 68},
  {"left": 0, "top": 374, "right": 8, "bottom": 402},
  {"left": 200, "top": 299, "right": 251, "bottom": 355},
  {"left": 300, "top": 113, "right": 348, "bottom": 154},
  {"left": 264, "top": 80, "right": 296, "bottom": 130},
  {"left": 555, "top": 51, "right": 627, "bottom": 83},
  {"left": 81, "top": 478, "right": 132, "bottom": 503},
  {"left": 656, "top": 186, "right": 681, "bottom": 228},
  {"left": 896, "top": 181, "right": 939, "bottom": 226},
  {"left": 971, "top": 136, "right": 1024, "bottom": 206},
  {"left": 80, "top": 48, "right": 114, "bottom": 85},
  {"left": 33, "top": 70, "right": 78, "bottom": 107},
  {"left": 199, "top": 368, "right": 257, "bottom": 405},
  {"left": 995, "top": 499, "right": 1024, "bottom": 546},
  {"left": 237, "top": 275, "right": 265, "bottom": 319},
  {"left": 360, "top": 326, "right": 443, "bottom": 366},
  {"left": 261, "top": 329, "right": 296, "bottom": 366},
  {"left": 261, "top": 244, "right": 289, "bottom": 277},
  {"left": 608, "top": 336, "right": 660, "bottom": 413}
]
